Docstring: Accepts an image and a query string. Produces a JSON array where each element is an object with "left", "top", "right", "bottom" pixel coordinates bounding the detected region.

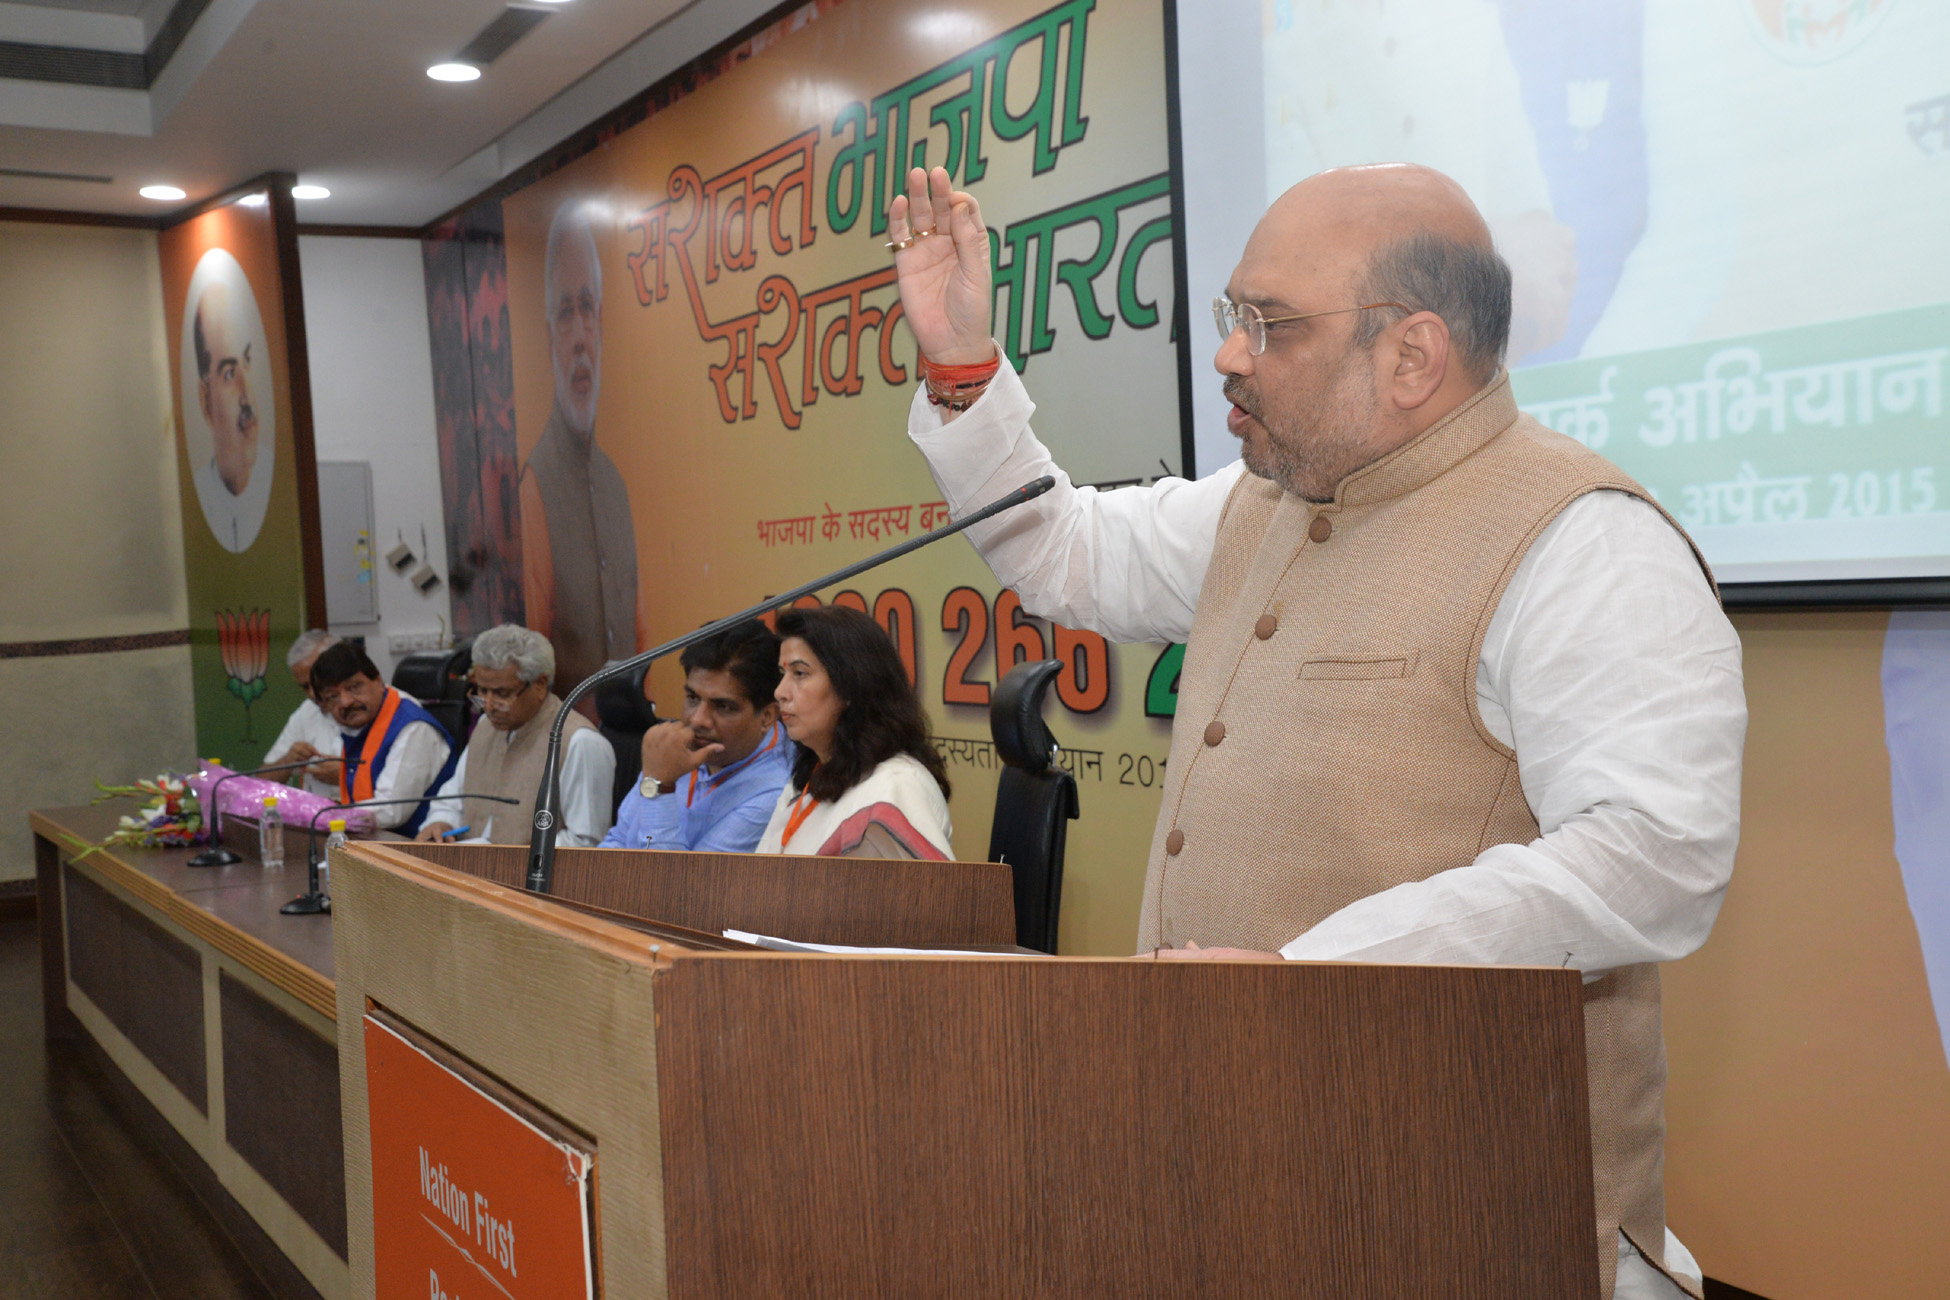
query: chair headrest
[
  {"left": 391, "top": 640, "right": 471, "bottom": 702},
  {"left": 593, "top": 661, "right": 658, "bottom": 731},
  {"left": 990, "top": 658, "right": 1063, "bottom": 772}
]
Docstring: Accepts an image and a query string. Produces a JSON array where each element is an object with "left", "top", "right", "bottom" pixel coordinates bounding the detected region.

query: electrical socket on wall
[{"left": 386, "top": 631, "right": 447, "bottom": 655}]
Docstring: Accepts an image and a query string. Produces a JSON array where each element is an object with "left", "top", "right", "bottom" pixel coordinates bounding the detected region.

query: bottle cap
[
  {"left": 328, "top": 819, "right": 347, "bottom": 832},
  {"left": 262, "top": 795, "right": 279, "bottom": 808}
]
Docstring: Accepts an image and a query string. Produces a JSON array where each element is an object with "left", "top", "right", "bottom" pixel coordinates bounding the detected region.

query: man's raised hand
[{"left": 888, "top": 166, "right": 993, "bottom": 367}]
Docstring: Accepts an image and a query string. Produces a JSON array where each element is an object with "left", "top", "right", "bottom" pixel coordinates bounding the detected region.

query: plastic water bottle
[
  {"left": 260, "top": 795, "right": 284, "bottom": 871},
  {"left": 321, "top": 818, "right": 348, "bottom": 898}
]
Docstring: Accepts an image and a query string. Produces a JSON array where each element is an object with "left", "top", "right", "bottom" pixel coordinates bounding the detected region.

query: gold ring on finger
[
  {"left": 884, "top": 234, "right": 919, "bottom": 251},
  {"left": 910, "top": 226, "right": 937, "bottom": 238}
]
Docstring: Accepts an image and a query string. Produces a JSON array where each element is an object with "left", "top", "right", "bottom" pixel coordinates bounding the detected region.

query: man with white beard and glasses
[
  {"left": 885, "top": 162, "right": 1744, "bottom": 1300},
  {"left": 520, "top": 200, "right": 646, "bottom": 698}
]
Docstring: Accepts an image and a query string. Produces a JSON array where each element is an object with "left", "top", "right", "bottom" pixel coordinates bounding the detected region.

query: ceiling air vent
[
  {"left": 0, "top": 167, "right": 114, "bottom": 184},
  {"left": 453, "top": 4, "right": 554, "bottom": 67},
  {"left": 0, "top": 40, "right": 143, "bottom": 89}
]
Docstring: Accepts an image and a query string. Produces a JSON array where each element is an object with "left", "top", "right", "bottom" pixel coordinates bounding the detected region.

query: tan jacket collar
[{"left": 1324, "top": 371, "right": 1518, "bottom": 510}]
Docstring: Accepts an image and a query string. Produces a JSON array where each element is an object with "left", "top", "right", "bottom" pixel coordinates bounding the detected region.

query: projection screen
[{"left": 1173, "top": 0, "right": 1950, "bottom": 596}]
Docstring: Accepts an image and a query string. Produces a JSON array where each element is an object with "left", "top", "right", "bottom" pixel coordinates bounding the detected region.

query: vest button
[
  {"left": 1254, "top": 613, "right": 1278, "bottom": 640},
  {"left": 1165, "top": 828, "right": 1185, "bottom": 855},
  {"left": 1309, "top": 515, "right": 1333, "bottom": 543},
  {"left": 1203, "top": 720, "right": 1226, "bottom": 747}
]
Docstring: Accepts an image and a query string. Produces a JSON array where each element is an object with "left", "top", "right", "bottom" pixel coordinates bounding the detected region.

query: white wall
[
  {"left": 297, "top": 234, "right": 451, "bottom": 681},
  {"left": 0, "top": 220, "right": 196, "bottom": 883}
]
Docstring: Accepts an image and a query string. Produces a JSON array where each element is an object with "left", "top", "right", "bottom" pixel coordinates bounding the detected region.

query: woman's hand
[{"left": 888, "top": 166, "right": 994, "bottom": 366}]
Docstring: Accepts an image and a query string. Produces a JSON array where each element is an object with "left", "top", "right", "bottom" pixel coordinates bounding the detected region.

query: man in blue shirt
[{"left": 603, "top": 619, "right": 795, "bottom": 852}]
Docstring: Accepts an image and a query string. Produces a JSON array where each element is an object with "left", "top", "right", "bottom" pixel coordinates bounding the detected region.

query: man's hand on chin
[
  {"left": 640, "top": 721, "right": 723, "bottom": 787},
  {"left": 1151, "top": 940, "right": 1283, "bottom": 961}
]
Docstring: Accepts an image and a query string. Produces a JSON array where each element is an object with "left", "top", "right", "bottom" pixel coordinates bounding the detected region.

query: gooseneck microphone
[
  {"left": 280, "top": 792, "right": 519, "bottom": 915},
  {"left": 525, "top": 474, "right": 1058, "bottom": 894},
  {"left": 189, "top": 758, "right": 322, "bottom": 867}
]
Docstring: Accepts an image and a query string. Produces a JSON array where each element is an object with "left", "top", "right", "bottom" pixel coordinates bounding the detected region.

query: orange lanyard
[
  {"left": 342, "top": 688, "right": 401, "bottom": 804},
  {"left": 779, "top": 764, "right": 820, "bottom": 847},
  {"left": 687, "top": 723, "right": 782, "bottom": 809}
]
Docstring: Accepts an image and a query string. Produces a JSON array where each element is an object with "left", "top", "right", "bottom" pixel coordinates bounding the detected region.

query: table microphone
[
  {"left": 524, "top": 474, "right": 1058, "bottom": 894},
  {"left": 281, "top": 793, "right": 519, "bottom": 915},
  {"left": 189, "top": 758, "right": 321, "bottom": 867}
]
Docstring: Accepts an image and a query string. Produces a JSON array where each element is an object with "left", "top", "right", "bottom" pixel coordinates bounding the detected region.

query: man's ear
[
  {"left": 1388, "top": 311, "right": 1451, "bottom": 410},
  {"left": 199, "top": 374, "right": 216, "bottom": 426},
  {"left": 757, "top": 699, "right": 781, "bottom": 727}
]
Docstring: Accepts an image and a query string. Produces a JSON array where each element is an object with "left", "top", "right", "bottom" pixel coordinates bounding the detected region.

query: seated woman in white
[{"left": 757, "top": 604, "right": 954, "bottom": 859}]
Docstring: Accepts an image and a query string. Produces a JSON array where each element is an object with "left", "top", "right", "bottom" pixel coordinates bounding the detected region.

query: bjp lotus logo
[
  {"left": 216, "top": 608, "right": 271, "bottom": 739},
  {"left": 1746, "top": 0, "right": 1891, "bottom": 64}
]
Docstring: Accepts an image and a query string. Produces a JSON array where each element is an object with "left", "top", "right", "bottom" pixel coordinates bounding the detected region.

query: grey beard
[
  {"left": 1226, "top": 371, "right": 1378, "bottom": 503},
  {"left": 1241, "top": 430, "right": 1342, "bottom": 503},
  {"left": 553, "top": 369, "right": 601, "bottom": 439}
]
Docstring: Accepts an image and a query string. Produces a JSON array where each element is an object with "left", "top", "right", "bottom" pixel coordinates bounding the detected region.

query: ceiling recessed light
[
  {"left": 291, "top": 184, "right": 330, "bottom": 200},
  {"left": 428, "top": 62, "right": 481, "bottom": 82},
  {"left": 139, "top": 184, "right": 185, "bottom": 201},
  {"left": 236, "top": 192, "right": 268, "bottom": 207}
]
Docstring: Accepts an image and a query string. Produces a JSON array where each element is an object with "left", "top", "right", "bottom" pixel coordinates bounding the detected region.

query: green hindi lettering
[
  {"left": 990, "top": 172, "right": 1172, "bottom": 372},
  {"left": 826, "top": 0, "right": 1094, "bottom": 237}
]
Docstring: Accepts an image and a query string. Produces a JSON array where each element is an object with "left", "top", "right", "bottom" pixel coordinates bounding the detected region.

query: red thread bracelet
[{"left": 920, "top": 352, "right": 1000, "bottom": 383}]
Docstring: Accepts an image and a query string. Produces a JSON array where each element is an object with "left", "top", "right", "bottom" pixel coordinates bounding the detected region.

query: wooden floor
[{"left": 0, "top": 916, "right": 273, "bottom": 1300}]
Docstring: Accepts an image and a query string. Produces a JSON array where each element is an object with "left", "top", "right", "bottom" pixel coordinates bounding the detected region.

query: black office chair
[
  {"left": 594, "top": 659, "right": 660, "bottom": 814},
  {"left": 391, "top": 638, "right": 474, "bottom": 743},
  {"left": 987, "top": 659, "right": 1079, "bottom": 954}
]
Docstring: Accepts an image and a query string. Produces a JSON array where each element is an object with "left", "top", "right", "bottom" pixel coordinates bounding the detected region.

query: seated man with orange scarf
[{"left": 307, "top": 641, "right": 458, "bottom": 835}]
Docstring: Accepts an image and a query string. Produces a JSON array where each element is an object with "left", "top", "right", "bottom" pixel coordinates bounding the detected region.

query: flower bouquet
[{"left": 91, "top": 772, "right": 205, "bottom": 849}]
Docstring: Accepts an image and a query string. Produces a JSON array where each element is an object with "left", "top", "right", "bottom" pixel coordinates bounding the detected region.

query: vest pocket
[{"left": 1298, "top": 651, "right": 1417, "bottom": 681}]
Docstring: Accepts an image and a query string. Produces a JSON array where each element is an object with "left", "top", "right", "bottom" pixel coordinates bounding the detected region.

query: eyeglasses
[
  {"left": 469, "top": 681, "right": 537, "bottom": 707},
  {"left": 1212, "top": 295, "right": 1407, "bottom": 356}
]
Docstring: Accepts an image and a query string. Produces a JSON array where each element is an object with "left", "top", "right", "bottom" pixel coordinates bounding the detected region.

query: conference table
[
  {"left": 31, "top": 803, "right": 351, "bottom": 1300},
  {"left": 26, "top": 803, "right": 1033, "bottom": 1300}
]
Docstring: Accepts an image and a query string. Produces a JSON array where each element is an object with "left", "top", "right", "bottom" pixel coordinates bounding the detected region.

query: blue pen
[{"left": 445, "top": 825, "right": 470, "bottom": 841}]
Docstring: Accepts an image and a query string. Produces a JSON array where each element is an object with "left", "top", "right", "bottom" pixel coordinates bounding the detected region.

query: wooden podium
[{"left": 332, "top": 841, "right": 1600, "bottom": 1299}]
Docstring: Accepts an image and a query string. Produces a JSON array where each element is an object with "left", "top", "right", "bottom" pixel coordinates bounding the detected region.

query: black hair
[
  {"left": 308, "top": 641, "right": 383, "bottom": 695},
  {"left": 679, "top": 618, "right": 782, "bottom": 711},
  {"left": 1351, "top": 233, "right": 1513, "bottom": 384},
  {"left": 774, "top": 604, "right": 950, "bottom": 803},
  {"left": 192, "top": 300, "right": 212, "bottom": 380}
]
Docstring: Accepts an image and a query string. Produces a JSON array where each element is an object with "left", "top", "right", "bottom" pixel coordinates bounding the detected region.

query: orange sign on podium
[{"left": 364, "top": 1013, "right": 598, "bottom": 1299}]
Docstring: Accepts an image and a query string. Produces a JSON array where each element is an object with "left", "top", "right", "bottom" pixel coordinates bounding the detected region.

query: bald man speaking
[{"left": 889, "top": 165, "right": 1743, "bottom": 1299}]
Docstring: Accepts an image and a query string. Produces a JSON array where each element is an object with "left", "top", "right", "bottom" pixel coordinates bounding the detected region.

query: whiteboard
[{"left": 318, "top": 460, "right": 377, "bottom": 624}]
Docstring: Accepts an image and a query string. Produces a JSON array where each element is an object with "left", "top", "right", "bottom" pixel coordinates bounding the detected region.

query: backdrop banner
[
  {"left": 161, "top": 186, "right": 318, "bottom": 768},
  {"left": 428, "top": 0, "right": 1184, "bottom": 953}
]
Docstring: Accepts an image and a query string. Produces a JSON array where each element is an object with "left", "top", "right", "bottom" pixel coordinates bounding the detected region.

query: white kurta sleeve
[
  {"left": 266, "top": 703, "right": 311, "bottom": 765},
  {"left": 425, "top": 750, "right": 468, "bottom": 831},
  {"left": 560, "top": 728, "right": 618, "bottom": 848},
  {"left": 1280, "top": 492, "right": 1747, "bottom": 977},
  {"left": 907, "top": 357, "right": 1242, "bottom": 644},
  {"left": 367, "top": 721, "right": 452, "bottom": 829}
]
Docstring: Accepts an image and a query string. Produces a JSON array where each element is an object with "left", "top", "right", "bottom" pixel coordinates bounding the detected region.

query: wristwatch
[{"left": 639, "top": 773, "right": 667, "bottom": 798}]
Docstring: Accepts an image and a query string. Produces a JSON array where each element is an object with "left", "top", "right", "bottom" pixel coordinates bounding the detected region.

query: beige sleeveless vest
[
  {"left": 523, "top": 409, "right": 641, "bottom": 691},
  {"left": 1136, "top": 375, "right": 1708, "bottom": 1298},
  {"left": 461, "top": 693, "right": 594, "bottom": 844}
]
